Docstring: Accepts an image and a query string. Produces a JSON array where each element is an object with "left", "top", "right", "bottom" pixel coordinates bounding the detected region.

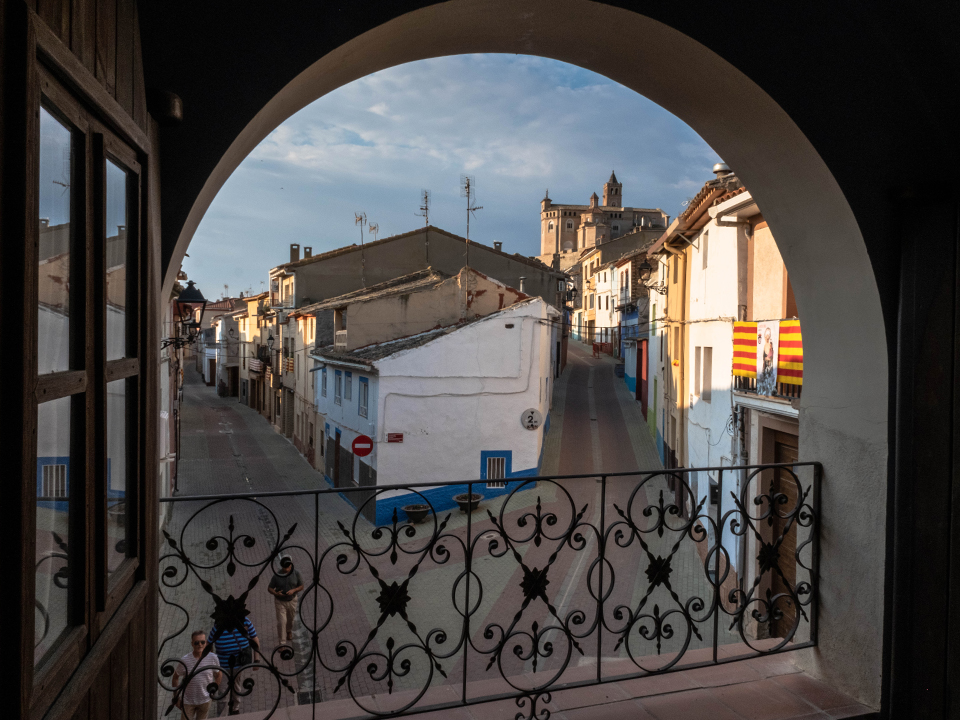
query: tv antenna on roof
[
  {"left": 415, "top": 189, "right": 430, "bottom": 227},
  {"left": 355, "top": 212, "right": 367, "bottom": 288},
  {"left": 368, "top": 222, "right": 379, "bottom": 243},
  {"left": 460, "top": 175, "right": 482, "bottom": 267}
]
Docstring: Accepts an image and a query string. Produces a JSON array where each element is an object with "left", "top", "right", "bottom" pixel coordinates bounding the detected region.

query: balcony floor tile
[
  {"left": 709, "top": 678, "right": 819, "bottom": 719},
  {"left": 637, "top": 687, "right": 744, "bottom": 720},
  {"left": 771, "top": 674, "right": 863, "bottom": 711},
  {"left": 557, "top": 698, "right": 657, "bottom": 719}
]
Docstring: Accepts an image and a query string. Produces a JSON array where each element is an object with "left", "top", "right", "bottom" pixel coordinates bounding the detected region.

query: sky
[{"left": 183, "top": 54, "right": 722, "bottom": 298}]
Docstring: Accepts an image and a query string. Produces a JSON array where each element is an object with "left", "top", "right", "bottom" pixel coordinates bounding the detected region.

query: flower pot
[
  {"left": 453, "top": 493, "right": 484, "bottom": 514},
  {"left": 107, "top": 501, "right": 126, "bottom": 526},
  {"left": 402, "top": 504, "right": 431, "bottom": 524}
]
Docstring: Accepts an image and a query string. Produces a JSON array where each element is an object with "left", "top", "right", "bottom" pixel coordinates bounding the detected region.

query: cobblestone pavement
[{"left": 159, "top": 347, "right": 739, "bottom": 719}]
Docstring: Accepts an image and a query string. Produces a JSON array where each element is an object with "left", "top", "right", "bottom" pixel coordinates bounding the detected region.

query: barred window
[
  {"left": 41, "top": 464, "right": 67, "bottom": 499},
  {"left": 486, "top": 456, "right": 506, "bottom": 489}
]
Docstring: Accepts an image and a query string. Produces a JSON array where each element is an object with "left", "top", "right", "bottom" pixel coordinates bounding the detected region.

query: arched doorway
[{"left": 151, "top": 0, "right": 889, "bottom": 710}]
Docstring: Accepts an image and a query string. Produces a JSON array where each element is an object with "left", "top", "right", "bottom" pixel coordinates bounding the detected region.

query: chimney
[
  {"left": 290, "top": 243, "right": 300, "bottom": 263},
  {"left": 304, "top": 246, "right": 312, "bottom": 259},
  {"left": 519, "top": 276, "right": 526, "bottom": 292},
  {"left": 494, "top": 241, "right": 503, "bottom": 252},
  {"left": 40, "top": 218, "right": 49, "bottom": 229},
  {"left": 712, "top": 162, "right": 732, "bottom": 177}
]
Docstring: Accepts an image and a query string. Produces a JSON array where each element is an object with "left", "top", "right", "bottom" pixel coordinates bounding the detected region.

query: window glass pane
[
  {"left": 106, "top": 159, "right": 129, "bottom": 360},
  {"left": 107, "top": 379, "right": 131, "bottom": 580},
  {"left": 35, "top": 395, "right": 73, "bottom": 665},
  {"left": 38, "top": 108, "right": 73, "bottom": 374}
]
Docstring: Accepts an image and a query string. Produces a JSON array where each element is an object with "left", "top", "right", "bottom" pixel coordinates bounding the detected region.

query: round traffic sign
[
  {"left": 352, "top": 434, "right": 374, "bottom": 457},
  {"left": 521, "top": 408, "right": 543, "bottom": 430}
]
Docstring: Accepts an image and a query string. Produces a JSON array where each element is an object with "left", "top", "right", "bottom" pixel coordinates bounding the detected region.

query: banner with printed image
[{"left": 756, "top": 320, "right": 779, "bottom": 396}]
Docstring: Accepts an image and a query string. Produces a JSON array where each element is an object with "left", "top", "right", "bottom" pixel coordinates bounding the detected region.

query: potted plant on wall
[
  {"left": 452, "top": 492, "right": 483, "bottom": 513},
  {"left": 402, "top": 503, "right": 431, "bottom": 524}
]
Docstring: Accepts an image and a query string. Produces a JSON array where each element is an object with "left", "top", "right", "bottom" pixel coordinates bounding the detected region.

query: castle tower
[
  {"left": 602, "top": 170, "right": 622, "bottom": 206},
  {"left": 540, "top": 189, "right": 556, "bottom": 257}
]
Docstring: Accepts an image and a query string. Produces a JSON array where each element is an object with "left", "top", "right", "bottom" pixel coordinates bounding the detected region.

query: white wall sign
[{"left": 521, "top": 408, "right": 543, "bottom": 430}]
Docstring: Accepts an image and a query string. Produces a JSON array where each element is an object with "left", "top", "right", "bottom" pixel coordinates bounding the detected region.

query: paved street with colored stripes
[{"left": 158, "top": 347, "right": 734, "bottom": 719}]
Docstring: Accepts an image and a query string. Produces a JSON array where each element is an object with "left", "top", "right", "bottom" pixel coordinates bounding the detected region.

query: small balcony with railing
[
  {"left": 153, "top": 462, "right": 874, "bottom": 719},
  {"left": 733, "top": 320, "right": 803, "bottom": 402}
]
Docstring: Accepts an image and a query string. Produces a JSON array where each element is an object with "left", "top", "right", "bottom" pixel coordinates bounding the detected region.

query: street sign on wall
[
  {"left": 521, "top": 409, "right": 543, "bottom": 430},
  {"left": 387, "top": 433, "right": 404, "bottom": 443},
  {"left": 352, "top": 435, "right": 373, "bottom": 457}
]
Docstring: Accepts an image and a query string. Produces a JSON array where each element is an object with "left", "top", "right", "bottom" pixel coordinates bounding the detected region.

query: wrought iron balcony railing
[
  {"left": 157, "top": 463, "right": 819, "bottom": 719},
  {"left": 734, "top": 375, "right": 802, "bottom": 399}
]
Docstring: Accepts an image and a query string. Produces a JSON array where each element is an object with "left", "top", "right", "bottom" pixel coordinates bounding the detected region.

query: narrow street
[{"left": 159, "top": 348, "right": 730, "bottom": 718}]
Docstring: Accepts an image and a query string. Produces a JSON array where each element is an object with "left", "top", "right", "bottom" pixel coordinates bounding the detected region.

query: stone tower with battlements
[{"left": 537, "top": 173, "right": 668, "bottom": 270}]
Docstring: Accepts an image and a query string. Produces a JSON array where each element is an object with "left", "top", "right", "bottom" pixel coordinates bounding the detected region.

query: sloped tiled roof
[
  {"left": 275, "top": 226, "right": 561, "bottom": 276},
  {"left": 315, "top": 298, "right": 538, "bottom": 364},
  {"left": 295, "top": 269, "right": 448, "bottom": 315}
]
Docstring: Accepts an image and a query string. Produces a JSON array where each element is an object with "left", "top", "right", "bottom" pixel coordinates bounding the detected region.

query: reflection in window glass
[
  {"left": 107, "top": 379, "right": 131, "bottom": 581},
  {"left": 35, "top": 396, "right": 72, "bottom": 665},
  {"left": 106, "top": 160, "right": 129, "bottom": 360},
  {"left": 38, "top": 108, "right": 72, "bottom": 374}
]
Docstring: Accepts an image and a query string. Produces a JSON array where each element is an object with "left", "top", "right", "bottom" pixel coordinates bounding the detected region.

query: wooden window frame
[
  {"left": 694, "top": 346, "right": 701, "bottom": 397},
  {"left": 26, "top": 29, "right": 150, "bottom": 717},
  {"left": 702, "top": 346, "right": 713, "bottom": 404},
  {"left": 97, "top": 131, "right": 142, "bottom": 616}
]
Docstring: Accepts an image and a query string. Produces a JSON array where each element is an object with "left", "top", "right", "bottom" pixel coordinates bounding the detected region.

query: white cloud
[
  {"left": 188, "top": 55, "right": 722, "bottom": 293},
  {"left": 367, "top": 102, "right": 392, "bottom": 118}
]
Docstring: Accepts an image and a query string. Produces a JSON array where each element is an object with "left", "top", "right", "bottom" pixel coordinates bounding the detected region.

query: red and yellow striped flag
[
  {"left": 733, "top": 322, "right": 757, "bottom": 378},
  {"left": 777, "top": 319, "right": 803, "bottom": 385},
  {"left": 732, "top": 320, "right": 803, "bottom": 385}
]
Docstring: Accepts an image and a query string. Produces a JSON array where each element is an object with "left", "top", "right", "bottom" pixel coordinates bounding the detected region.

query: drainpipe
[{"left": 680, "top": 250, "right": 688, "bottom": 470}]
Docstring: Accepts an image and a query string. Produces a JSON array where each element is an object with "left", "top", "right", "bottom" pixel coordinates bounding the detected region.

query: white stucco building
[
  {"left": 312, "top": 298, "right": 559, "bottom": 524},
  {"left": 647, "top": 172, "right": 803, "bottom": 578}
]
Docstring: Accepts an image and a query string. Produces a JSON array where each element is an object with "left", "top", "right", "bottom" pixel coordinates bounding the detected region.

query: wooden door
[{"left": 771, "top": 433, "right": 799, "bottom": 638}]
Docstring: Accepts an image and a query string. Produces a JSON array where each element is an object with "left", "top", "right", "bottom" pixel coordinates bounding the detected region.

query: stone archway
[{"left": 160, "top": 0, "right": 888, "bottom": 707}]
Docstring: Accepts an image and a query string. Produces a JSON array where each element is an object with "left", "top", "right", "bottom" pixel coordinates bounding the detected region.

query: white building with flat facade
[{"left": 313, "top": 298, "right": 559, "bottom": 524}]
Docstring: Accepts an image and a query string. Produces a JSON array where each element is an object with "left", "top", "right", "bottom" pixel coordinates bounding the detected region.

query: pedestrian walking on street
[
  {"left": 171, "top": 630, "right": 221, "bottom": 720},
  {"left": 209, "top": 616, "right": 261, "bottom": 716},
  {"left": 268, "top": 554, "right": 304, "bottom": 643}
]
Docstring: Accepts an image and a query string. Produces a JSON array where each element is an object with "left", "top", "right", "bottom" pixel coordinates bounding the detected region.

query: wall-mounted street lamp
[
  {"left": 639, "top": 259, "right": 667, "bottom": 295},
  {"left": 162, "top": 281, "right": 208, "bottom": 349}
]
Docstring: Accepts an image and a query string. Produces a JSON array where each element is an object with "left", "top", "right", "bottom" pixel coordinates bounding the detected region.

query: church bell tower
[{"left": 602, "top": 170, "right": 622, "bottom": 206}]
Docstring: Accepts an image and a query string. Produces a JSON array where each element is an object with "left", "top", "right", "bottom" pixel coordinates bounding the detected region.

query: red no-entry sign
[{"left": 352, "top": 435, "right": 373, "bottom": 457}]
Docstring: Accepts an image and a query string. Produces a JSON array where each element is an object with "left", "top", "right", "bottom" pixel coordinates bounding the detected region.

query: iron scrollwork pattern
[{"left": 158, "top": 463, "right": 819, "bottom": 718}]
